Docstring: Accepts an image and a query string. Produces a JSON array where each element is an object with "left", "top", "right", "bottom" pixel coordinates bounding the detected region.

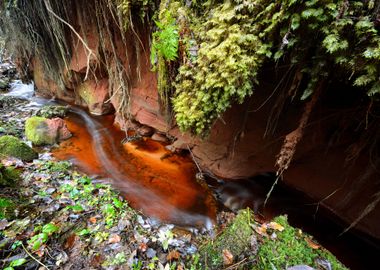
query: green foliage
[
  {"left": 150, "top": 11, "right": 179, "bottom": 65},
  {"left": 173, "top": 0, "right": 281, "bottom": 134},
  {"left": 0, "top": 135, "right": 37, "bottom": 162},
  {"left": 255, "top": 216, "right": 347, "bottom": 270},
  {"left": 170, "top": 0, "right": 380, "bottom": 134},
  {"left": 28, "top": 223, "right": 60, "bottom": 250}
]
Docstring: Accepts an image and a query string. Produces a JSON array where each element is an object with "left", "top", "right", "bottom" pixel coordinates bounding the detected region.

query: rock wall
[{"left": 31, "top": 16, "right": 380, "bottom": 241}]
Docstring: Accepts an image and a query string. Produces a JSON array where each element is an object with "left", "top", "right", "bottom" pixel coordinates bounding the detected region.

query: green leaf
[
  {"left": 9, "top": 258, "right": 27, "bottom": 267},
  {"left": 77, "top": 228, "right": 91, "bottom": 236},
  {"left": 113, "top": 198, "right": 123, "bottom": 209},
  {"left": 42, "top": 223, "right": 59, "bottom": 234}
]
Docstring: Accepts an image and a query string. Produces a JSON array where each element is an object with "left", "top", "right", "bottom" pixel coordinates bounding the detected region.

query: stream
[{"left": 5, "top": 81, "right": 380, "bottom": 269}]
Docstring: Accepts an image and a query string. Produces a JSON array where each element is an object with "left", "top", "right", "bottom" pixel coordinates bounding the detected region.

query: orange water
[{"left": 53, "top": 107, "right": 216, "bottom": 227}]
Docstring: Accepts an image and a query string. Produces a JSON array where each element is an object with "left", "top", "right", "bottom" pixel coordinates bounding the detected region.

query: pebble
[{"left": 146, "top": 248, "right": 156, "bottom": 258}]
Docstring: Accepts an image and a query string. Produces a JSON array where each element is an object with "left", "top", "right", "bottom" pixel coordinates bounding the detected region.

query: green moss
[
  {"left": 199, "top": 209, "right": 254, "bottom": 269},
  {"left": 254, "top": 215, "right": 347, "bottom": 270},
  {"left": 77, "top": 82, "right": 95, "bottom": 106},
  {"left": 0, "top": 135, "right": 38, "bottom": 161},
  {"left": 0, "top": 163, "right": 20, "bottom": 186},
  {"left": 25, "top": 116, "right": 55, "bottom": 145},
  {"left": 0, "top": 197, "right": 15, "bottom": 219}
]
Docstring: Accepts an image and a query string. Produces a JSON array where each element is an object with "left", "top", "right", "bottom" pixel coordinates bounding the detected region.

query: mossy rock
[
  {"left": 0, "top": 135, "right": 38, "bottom": 161},
  {"left": 199, "top": 209, "right": 254, "bottom": 269},
  {"left": 0, "top": 163, "right": 20, "bottom": 186},
  {"left": 36, "top": 105, "right": 69, "bottom": 119},
  {"left": 0, "top": 197, "right": 15, "bottom": 219},
  {"left": 25, "top": 116, "right": 54, "bottom": 145},
  {"left": 254, "top": 215, "right": 348, "bottom": 270}
]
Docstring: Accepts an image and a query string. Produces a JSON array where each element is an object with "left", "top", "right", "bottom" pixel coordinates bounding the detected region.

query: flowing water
[
  {"left": 4, "top": 82, "right": 380, "bottom": 269},
  {"left": 52, "top": 107, "right": 216, "bottom": 228}
]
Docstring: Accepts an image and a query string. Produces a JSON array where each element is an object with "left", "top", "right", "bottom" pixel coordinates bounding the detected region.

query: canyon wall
[{"left": 31, "top": 15, "right": 380, "bottom": 241}]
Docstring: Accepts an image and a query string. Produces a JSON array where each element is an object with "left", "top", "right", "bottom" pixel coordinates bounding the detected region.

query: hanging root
[
  {"left": 265, "top": 81, "right": 324, "bottom": 204},
  {"left": 276, "top": 81, "right": 324, "bottom": 173}
]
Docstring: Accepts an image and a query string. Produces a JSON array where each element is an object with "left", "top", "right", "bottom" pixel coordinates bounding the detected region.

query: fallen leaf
[
  {"left": 305, "top": 238, "right": 320, "bottom": 249},
  {"left": 64, "top": 234, "right": 78, "bottom": 250},
  {"left": 108, "top": 234, "right": 121, "bottom": 244},
  {"left": 89, "top": 216, "right": 97, "bottom": 224},
  {"left": 268, "top": 222, "right": 285, "bottom": 232},
  {"left": 255, "top": 224, "right": 268, "bottom": 236},
  {"left": 167, "top": 250, "right": 180, "bottom": 261},
  {"left": 222, "top": 249, "right": 234, "bottom": 266},
  {"left": 138, "top": 242, "right": 147, "bottom": 252},
  {"left": 177, "top": 265, "right": 184, "bottom": 270}
]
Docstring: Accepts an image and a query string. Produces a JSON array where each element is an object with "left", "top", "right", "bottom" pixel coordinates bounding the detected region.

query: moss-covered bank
[{"left": 0, "top": 135, "right": 37, "bottom": 161}]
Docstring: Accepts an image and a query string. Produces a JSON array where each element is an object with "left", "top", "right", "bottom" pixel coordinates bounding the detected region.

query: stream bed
[{"left": 2, "top": 80, "right": 380, "bottom": 269}]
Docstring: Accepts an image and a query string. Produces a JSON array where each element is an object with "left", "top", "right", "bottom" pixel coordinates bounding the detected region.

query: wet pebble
[{"left": 146, "top": 248, "right": 156, "bottom": 258}]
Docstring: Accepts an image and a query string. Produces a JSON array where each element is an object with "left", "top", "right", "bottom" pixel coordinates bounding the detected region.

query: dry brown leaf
[
  {"left": 167, "top": 250, "right": 180, "bottom": 261},
  {"left": 305, "top": 238, "right": 320, "bottom": 249},
  {"left": 177, "top": 265, "right": 184, "bottom": 270},
  {"left": 138, "top": 242, "right": 147, "bottom": 252},
  {"left": 108, "top": 234, "right": 121, "bottom": 244},
  {"left": 268, "top": 222, "right": 285, "bottom": 232},
  {"left": 222, "top": 249, "right": 234, "bottom": 266},
  {"left": 88, "top": 216, "right": 97, "bottom": 224},
  {"left": 64, "top": 234, "right": 78, "bottom": 250},
  {"left": 255, "top": 224, "right": 268, "bottom": 236}
]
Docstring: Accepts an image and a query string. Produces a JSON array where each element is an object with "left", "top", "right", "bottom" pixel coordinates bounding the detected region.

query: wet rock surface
[{"left": 25, "top": 116, "right": 71, "bottom": 145}]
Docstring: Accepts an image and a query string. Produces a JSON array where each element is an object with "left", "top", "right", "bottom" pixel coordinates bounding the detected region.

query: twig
[
  {"left": 187, "top": 145, "right": 202, "bottom": 174},
  {"left": 21, "top": 242, "right": 50, "bottom": 270}
]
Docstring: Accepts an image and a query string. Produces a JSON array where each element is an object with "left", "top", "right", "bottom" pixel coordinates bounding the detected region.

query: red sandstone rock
[
  {"left": 76, "top": 79, "right": 113, "bottom": 115},
  {"left": 48, "top": 118, "right": 72, "bottom": 142},
  {"left": 137, "top": 125, "right": 154, "bottom": 137},
  {"left": 151, "top": 132, "right": 170, "bottom": 143}
]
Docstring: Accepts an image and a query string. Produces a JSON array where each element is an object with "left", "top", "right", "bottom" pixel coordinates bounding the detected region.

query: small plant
[
  {"left": 150, "top": 11, "right": 179, "bottom": 66},
  {"left": 158, "top": 229, "right": 173, "bottom": 251},
  {"left": 28, "top": 223, "right": 59, "bottom": 250}
]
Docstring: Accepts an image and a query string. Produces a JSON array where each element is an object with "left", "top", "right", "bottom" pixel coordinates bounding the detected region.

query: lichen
[
  {"left": 25, "top": 116, "right": 55, "bottom": 145},
  {"left": 0, "top": 135, "right": 38, "bottom": 161}
]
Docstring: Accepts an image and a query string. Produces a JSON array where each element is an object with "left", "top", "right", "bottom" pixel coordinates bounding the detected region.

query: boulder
[
  {"left": 76, "top": 79, "right": 113, "bottom": 115},
  {"left": 0, "top": 135, "right": 38, "bottom": 161},
  {"left": 25, "top": 116, "right": 72, "bottom": 146}
]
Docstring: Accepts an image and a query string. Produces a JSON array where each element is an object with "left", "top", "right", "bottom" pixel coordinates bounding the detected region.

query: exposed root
[{"left": 275, "top": 81, "right": 324, "bottom": 173}]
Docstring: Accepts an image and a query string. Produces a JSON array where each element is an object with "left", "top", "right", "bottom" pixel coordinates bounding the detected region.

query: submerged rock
[
  {"left": 25, "top": 116, "right": 72, "bottom": 145},
  {"left": 0, "top": 135, "right": 38, "bottom": 161}
]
